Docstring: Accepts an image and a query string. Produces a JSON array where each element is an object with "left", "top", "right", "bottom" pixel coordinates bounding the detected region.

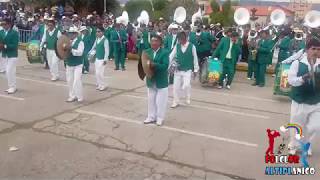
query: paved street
[{"left": 0, "top": 51, "right": 319, "bottom": 180}]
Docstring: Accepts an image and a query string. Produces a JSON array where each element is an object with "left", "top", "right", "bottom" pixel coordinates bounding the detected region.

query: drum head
[
  {"left": 141, "top": 51, "right": 154, "bottom": 79},
  {"left": 56, "top": 35, "right": 71, "bottom": 60}
]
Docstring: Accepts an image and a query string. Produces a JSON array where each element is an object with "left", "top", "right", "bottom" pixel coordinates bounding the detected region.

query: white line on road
[
  {"left": 123, "top": 94, "right": 270, "bottom": 119},
  {"left": 17, "top": 77, "right": 68, "bottom": 87},
  {"left": 191, "top": 88, "right": 278, "bottom": 103},
  {"left": 0, "top": 94, "right": 25, "bottom": 101},
  {"left": 75, "top": 109, "right": 258, "bottom": 148}
]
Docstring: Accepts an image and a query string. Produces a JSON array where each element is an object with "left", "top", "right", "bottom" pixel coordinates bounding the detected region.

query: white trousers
[
  {"left": 289, "top": 101, "right": 320, "bottom": 148},
  {"left": 95, "top": 60, "right": 106, "bottom": 88},
  {"left": 66, "top": 65, "right": 83, "bottom": 100},
  {"left": 0, "top": 53, "right": 7, "bottom": 72},
  {"left": 5, "top": 57, "right": 18, "bottom": 89},
  {"left": 173, "top": 70, "right": 192, "bottom": 104},
  {"left": 47, "top": 49, "right": 60, "bottom": 79},
  {"left": 147, "top": 87, "right": 168, "bottom": 123}
]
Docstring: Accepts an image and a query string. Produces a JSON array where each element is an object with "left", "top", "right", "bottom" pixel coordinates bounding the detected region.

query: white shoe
[
  {"left": 66, "top": 97, "right": 77, "bottom": 103},
  {"left": 217, "top": 86, "right": 223, "bottom": 89},
  {"left": 7, "top": 88, "right": 17, "bottom": 94},
  {"left": 0, "top": 70, "right": 5, "bottom": 73},
  {"left": 186, "top": 99, "right": 191, "bottom": 105},
  {"left": 51, "top": 77, "right": 59, "bottom": 81},
  {"left": 247, "top": 77, "right": 251, "bottom": 80},
  {"left": 77, "top": 98, "right": 83, "bottom": 103},
  {"left": 144, "top": 119, "right": 156, "bottom": 124},
  {"left": 156, "top": 121, "right": 163, "bottom": 126},
  {"left": 171, "top": 102, "right": 179, "bottom": 108},
  {"left": 226, "top": 85, "right": 231, "bottom": 90},
  {"left": 98, "top": 86, "right": 106, "bottom": 91},
  {"left": 272, "top": 74, "right": 276, "bottom": 77}
]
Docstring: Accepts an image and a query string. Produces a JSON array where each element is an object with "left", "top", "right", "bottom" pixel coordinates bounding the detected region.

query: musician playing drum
[
  {"left": 213, "top": 31, "right": 241, "bottom": 90},
  {"left": 287, "top": 38, "right": 320, "bottom": 156},
  {"left": 65, "top": 26, "right": 84, "bottom": 102},
  {"left": 1, "top": 18, "right": 19, "bottom": 94},
  {"left": 170, "top": 31, "right": 199, "bottom": 108},
  {"left": 143, "top": 35, "right": 169, "bottom": 126},
  {"left": 40, "top": 17, "right": 62, "bottom": 81}
]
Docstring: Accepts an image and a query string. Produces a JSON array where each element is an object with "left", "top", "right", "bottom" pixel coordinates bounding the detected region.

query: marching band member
[
  {"left": 164, "top": 24, "right": 178, "bottom": 52},
  {"left": 137, "top": 24, "right": 155, "bottom": 57},
  {"left": 144, "top": 35, "right": 169, "bottom": 126},
  {"left": 252, "top": 30, "right": 273, "bottom": 87},
  {"left": 247, "top": 30, "right": 259, "bottom": 80},
  {"left": 275, "top": 29, "right": 292, "bottom": 74},
  {"left": 0, "top": 22, "right": 6, "bottom": 73},
  {"left": 170, "top": 31, "right": 199, "bottom": 108},
  {"left": 79, "top": 26, "right": 94, "bottom": 74},
  {"left": 1, "top": 18, "right": 19, "bottom": 94},
  {"left": 40, "top": 17, "right": 62, "bottom": 81},
  {"left": 213, "top": 32, "right": 241, "bottom": 90},
  {"left": 111, "top": 22, "right": 127, "bottom": 71},
  {"left": 65, "top": 26, "right": 84, "bottom": 102},
  {"left": 287, "top": 38, "right": 320, "bottom": 155},
  {"left": 289, "top": 30, "right": 306, "bottom": 55},
  {"left": 104, "top": 19, "right": 114, "bottom": 60},
  {"left": 89, "top": 26, "right": 110, "bottom": 91},
  {"left": 189, "top": 26, "right": 215, "bottom": 67}
]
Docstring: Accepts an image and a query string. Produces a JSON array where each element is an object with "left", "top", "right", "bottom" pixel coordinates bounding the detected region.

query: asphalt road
[{"left": 0, "top": 51, "right": 319, "bottom": 180}]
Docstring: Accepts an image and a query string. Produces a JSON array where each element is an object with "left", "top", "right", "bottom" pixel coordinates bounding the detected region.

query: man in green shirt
[
  {"left": 79, "top": 26, "right": 94, "bottom": 74},
  {"left": 65, "top": 26, "right": 84, "bottom": 102},
  {"left": 1, "top": 18, "right": 19, "bottom": 94},
  {"left": 0, "top": 24, "right": 6, "bottom": 73},
  {"left": 287, "top": 38, "right": 320, "bottom": 156},
  {"left": 143, "top": 35, "right": 169, "bottom": 126},
  {"left": 111, "top": 23, "right": 127, "bottom": 71},
  {"left": 253, "top": 30, "right": 273, "bottom": 87},
  {"left": 213, "top": 32, "right": 241, "bottom": 90},
  {"left": 164, "top": 24, "right": 178, "bottom": 52}
]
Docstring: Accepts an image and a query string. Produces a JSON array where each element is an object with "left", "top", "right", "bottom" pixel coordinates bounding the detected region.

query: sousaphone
[
  {"left": 56, "top": 34, "right": 71, "bottom": 60},
  {"left": 174, "top": 6, "right": 186, "bottom": 24}
]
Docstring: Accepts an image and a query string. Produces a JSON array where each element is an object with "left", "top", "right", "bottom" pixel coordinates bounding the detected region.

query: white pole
[{"left": 104, "top": 0, "right": 106, "bottom": 12}]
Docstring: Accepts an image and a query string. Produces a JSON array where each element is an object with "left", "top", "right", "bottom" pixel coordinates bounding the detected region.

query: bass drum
[
  {"left": 26, "top": 40, "right": 43, "bottom": 64},
  {"left": 199, "top": 57, "right": 223, "bottom": 85},
  {"left": 274, "top": 63, "right": 291, "bottom": 96}
]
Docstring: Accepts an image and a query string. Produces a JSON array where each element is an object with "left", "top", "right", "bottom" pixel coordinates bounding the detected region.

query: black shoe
[
  {"left": 258, "top": 84, "right": 265, "bottom": 87},
  {"left": 122, "top": 67, "right": 126, "bottom": 71},
  {"left": 252, "top": 83, "right": 257, "bottom": 86},
  {"left": 114, "top": 68, "right": 120, "bottom": 71}
]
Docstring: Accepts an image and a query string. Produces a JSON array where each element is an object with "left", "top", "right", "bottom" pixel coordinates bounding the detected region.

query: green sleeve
[
  {"left": 258, "top": 40, "right": 273, "bottom": 53},
  {"left": 154, "top": 50, "right": 169, "bottom": 72}
]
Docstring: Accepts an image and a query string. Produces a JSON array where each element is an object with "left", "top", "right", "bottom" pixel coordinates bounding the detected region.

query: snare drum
[
  {"left": 26, "top": 40, "right": 43, "bottom": 64},
  {"left": 199, "top": 57, "right": 223, "bottom": 85},
  {"left": 274, "top": 63, "right": 291, "bottom": 96}
]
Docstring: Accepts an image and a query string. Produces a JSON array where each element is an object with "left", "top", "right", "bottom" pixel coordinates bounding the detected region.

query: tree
[
  {"left": 209, "top": 0, "right": 234, "bottom": 27},
  {"left": 210, "top": 0, "right": 219, "bottom": 13},
  {"left": 165, "top": 0, "right": 198, "bottom": 22},
  {"left": 124, "top": 0, "right": 153, "bottom": 21}
]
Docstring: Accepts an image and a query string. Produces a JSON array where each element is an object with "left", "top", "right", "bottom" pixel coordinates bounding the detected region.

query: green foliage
[
  {"left": 124, "top": 0, "right": 153, "bottom": 20},
  {"left": 165, "top": 0, "right": 198, "bottom": 22},
  {"left": 209, "top": 0, "right": 219, "bottom": 12},
  {"left": 209, "top": 0, "right": 234, "bottom": 27}
]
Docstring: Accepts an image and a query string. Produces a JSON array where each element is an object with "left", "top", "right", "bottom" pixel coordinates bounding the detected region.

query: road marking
[
  {"left": 76, "top": 109, "right": 258, "bottom": 148},
  {"left": 123, "top": 94, "right": 270, "bottom": 119},
  {"left": 17, "top": 77, "right": 68, "bottom": 87},
  {"left": 0, "top": 94, "right": 25, "bottom": 101},
  {"left": 191, "top": 88, "right": 279, "bottom": 103}
]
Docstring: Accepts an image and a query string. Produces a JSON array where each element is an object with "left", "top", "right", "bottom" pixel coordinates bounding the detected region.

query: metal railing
[{"left": 18, "top": 29, "right": 34, "bottom": 43}]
